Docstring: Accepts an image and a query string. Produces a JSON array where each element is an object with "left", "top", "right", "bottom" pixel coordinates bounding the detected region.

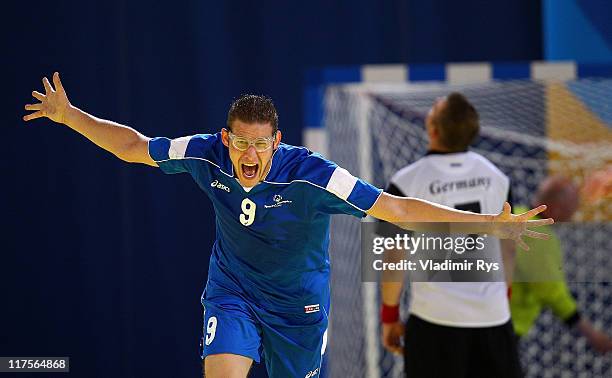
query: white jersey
[{"left": 389, "top": 151, "right": 511, "bottom": 327}]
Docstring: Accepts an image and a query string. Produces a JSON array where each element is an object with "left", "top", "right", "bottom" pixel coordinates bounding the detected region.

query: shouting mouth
[{"left": 241, "top": 162, "right": 259, "bottom": 179}]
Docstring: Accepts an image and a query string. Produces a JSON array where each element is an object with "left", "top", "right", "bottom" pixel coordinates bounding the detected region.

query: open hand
[
  {"left": 493, "top": 202, "right": 554, "bottom": 251},
  {"left": 23, "top": 72, "right": 71, "bottom": 124}
]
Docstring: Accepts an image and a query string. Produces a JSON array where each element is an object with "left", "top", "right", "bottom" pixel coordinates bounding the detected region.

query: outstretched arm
[
  {"left": 367, "top": 192, "right": 554, "bottom": 250},
  {"left": 23, "top": 72, "right": 156, "bottom": 166}
]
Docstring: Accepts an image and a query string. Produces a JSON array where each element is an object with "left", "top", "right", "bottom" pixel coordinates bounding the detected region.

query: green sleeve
[
  {"left": 531, "top": 281, "right": 577, "bottom": 321},
  {"left": 510, "top": 206, "right": 578, "bottom": 335}
]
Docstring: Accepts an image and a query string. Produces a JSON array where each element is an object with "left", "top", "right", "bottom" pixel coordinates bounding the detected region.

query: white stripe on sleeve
[
  {"left": 326, "top": 167, "right": 358, "bottom": 200},
  {"left": 168, "top": 136, "right": 191, "bottom": 159}
]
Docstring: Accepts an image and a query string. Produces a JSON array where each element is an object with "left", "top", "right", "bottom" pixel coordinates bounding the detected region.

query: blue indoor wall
[
  {"left": 3, "top": 1, "right": 541, "bottom": 377},
  {"left": 544, "top": 0, "right": 612, "bottom": 62}
]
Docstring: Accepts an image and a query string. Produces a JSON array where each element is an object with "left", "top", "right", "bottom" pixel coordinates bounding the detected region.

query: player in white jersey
[{"left": 380, "top": 93, "right": 522, "bottom": 377}]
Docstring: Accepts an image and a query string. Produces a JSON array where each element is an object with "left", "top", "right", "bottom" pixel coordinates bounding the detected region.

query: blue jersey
[{"left": 148, "top": 133, "right": 382, "bottom": 313}]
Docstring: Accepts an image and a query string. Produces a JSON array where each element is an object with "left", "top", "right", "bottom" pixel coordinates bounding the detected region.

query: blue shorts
[{"left": 200, "top": 280, "right": 328, "bottom": 378}]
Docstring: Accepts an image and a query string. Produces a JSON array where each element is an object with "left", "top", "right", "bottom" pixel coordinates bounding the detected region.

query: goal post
[{"left": 304, "top": 61, "right": 612, "bottom": 378}]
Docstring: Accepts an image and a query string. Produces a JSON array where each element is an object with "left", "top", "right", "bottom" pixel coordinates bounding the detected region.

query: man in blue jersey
[{"left": 24, "top": 73, "right": 553, "bottom": 378}]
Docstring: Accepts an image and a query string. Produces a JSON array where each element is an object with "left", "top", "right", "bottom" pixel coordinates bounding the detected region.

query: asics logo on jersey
[
  {"left": 210, "top": 180, "right": 231, "bottom": 193},
  {"left": 264, "top": 194, "right": 293, "bottom": 208},
  {"left": 429, "top": 177, "right": 491, "bottom": 195},
  {"left": 305, "top": 368, "right": 320, "bottom": 378}
]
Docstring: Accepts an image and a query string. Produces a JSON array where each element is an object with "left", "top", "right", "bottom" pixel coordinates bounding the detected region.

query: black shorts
[{"left": 404, "top": 314, "right": 522, "bottom": 378}]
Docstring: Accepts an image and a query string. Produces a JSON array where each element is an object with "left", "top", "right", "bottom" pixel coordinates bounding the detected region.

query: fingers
[
  {"left": 516, "top": 237, "right": 529, "bottom": 251},
  {"left": 23, "top": 111, "right": 44, "bottom": 121},
  {"left": 523, "top": 229, "right": 550, "bottom": 240},
  {"left": 382, "top": 339, "right": 404, "bottom": 355},
  {"left": 25, "top": 74, "right": 62, "bottom": 122},
  {"left": 32, "top": 91, "right": 45, "bottom": 101},
  {"left": 42, "top": 76, "right": 54, "bottom": 94},
  {"left": 387, "top": 345, "right": 404, "bottom": 355},
  {"left": 520, "top": 205, "right": 547, "bottom": 220},
  {"left": 24, "top": 103, "right": 42, "bottom": 111},
  {"left": 53, "top": 72, "right": 64, "bottom": 93},
  {"left": 503, "top": 202, "right": 511, "bottom": 215},
  {"left": 527, "top": 218, "right": 554, "bottom": 227}
]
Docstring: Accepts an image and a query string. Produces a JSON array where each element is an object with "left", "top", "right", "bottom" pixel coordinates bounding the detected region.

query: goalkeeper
[{"left": 511, "top": 176, "right": 612, "bottom": 354}]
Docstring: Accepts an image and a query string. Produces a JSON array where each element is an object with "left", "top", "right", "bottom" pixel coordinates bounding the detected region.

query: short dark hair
[
  {"left": 227, "top": 94, "right": 279, "bottom": 133},
  {"left": 432, "top": 92, "right": 479, "bottom": 152}
]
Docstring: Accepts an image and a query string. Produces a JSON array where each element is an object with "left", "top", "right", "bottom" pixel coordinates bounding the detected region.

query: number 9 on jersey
[{"left": 239, "top": 198, "right": 256, "bottom": 226}]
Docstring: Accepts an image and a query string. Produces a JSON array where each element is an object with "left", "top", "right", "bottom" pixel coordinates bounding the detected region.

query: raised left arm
[
  {"left": 367, "top": 192, "right": 554, "bottom": 250},
  {"left": 368, "top": 192, "right": 494, "bottom": 223}
]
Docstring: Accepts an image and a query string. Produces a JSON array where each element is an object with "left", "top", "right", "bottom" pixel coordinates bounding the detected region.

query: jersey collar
[{"left": 425, "top": 149, "right": 468, "bottom": 156}]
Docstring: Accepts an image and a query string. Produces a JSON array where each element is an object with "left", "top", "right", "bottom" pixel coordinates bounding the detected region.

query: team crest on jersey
[
  {"left": 264, "top": 194, "right": 293, "bottom": 208},
  {"left": 304, "top": 304, "right": 320, "bottom": 314},
  {"left": 210, "top": 179, "right": 231, "bottom": 193}
]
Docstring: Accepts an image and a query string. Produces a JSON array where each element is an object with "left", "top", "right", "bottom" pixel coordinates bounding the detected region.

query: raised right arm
[{"left": 23, "top": 72, "right": 156, "bottom": 167}]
